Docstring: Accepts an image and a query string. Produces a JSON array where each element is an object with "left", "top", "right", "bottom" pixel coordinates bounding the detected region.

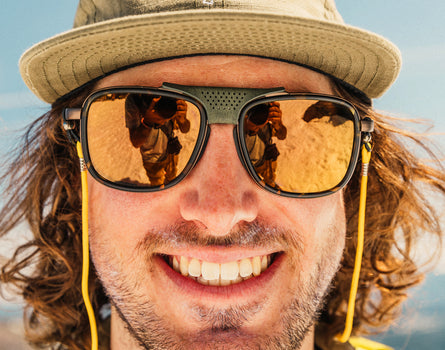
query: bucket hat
[{"left": 19, "top": 0, "right": 401, "bottom": 104}]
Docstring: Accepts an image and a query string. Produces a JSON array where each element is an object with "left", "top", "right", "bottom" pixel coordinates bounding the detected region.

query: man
[
  {"left": 1, "top": 1, "right": 444, "bottom": 350},
  {"left": 244, "top": 102, "right": 287, "bottom": 189},
  {"left": 125, "top": 94, "right": 190, "bottom": 186}
]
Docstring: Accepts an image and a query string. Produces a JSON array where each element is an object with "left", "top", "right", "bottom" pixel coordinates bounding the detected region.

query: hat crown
[{"left": 74, "top": 0, "right": 344, "bottom": 28}]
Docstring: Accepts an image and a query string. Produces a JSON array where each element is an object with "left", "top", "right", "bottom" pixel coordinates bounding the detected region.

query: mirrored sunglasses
[{"left": 63, "top": 83, "right": 373, "bottom": 198}]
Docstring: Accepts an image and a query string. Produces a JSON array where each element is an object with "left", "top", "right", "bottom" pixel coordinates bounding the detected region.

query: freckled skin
[{"left": 89, "top": 56, "right": 346, "bottom": 350}]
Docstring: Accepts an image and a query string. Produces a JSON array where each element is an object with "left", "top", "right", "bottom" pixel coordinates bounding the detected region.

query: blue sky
[{"left": 0, "top": 1, "right": 444, "bottom": 348}]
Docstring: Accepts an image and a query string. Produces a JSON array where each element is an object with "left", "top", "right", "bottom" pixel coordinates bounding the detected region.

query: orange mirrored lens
[
  {"left": 87, "top": 92, "right": 201, "bottom": 187},
  {"left": 243, "top": 99, "right": 355, "bottom": 193}
]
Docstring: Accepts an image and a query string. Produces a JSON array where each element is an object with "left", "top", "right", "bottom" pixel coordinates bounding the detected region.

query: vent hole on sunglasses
[{"left": 202, "top": 91, "right": 245, "bottom": 110}]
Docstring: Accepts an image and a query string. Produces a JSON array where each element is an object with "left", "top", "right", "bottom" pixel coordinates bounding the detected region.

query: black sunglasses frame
[{"left": 63, "top": 85, "right": 369, "bottom": 198}]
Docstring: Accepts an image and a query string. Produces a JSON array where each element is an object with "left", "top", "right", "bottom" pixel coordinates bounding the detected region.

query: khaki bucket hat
[{"left": 19, "top": 0, "right": 401, "bottom": 104}]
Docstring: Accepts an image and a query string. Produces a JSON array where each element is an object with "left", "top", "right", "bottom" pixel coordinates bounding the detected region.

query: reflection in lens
[
  {"left": 87, "top": 92, "right": 201, "bottom": 187},
  {"left": 244, "top": 102, "right": 287, "bottom": 190},
  {"left": 244, "top": 99, "right": 355, "bottom": 193}
]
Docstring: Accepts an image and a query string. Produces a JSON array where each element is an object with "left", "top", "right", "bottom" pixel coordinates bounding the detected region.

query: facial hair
[{"left": 90, "top": 220, "right": 344, "bottom": 350}]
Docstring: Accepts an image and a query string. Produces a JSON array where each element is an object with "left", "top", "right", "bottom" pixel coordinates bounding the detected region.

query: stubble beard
[{"left": 91, "top": 221, "right": 344, "bottom": 350}]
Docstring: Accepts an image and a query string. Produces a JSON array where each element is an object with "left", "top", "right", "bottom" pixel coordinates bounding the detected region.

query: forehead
[{"left": 95, "top": 55, "right": 335, "bottom": 94}]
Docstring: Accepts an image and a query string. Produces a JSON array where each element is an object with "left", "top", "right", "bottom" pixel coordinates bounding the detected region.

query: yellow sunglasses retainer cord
[
  {"left": 76, "top": 142, "right": 99, "bottom": 350},
  {"left": 335, "top": 141, "right": 372, "bottom": 343},
  {"left": 76, "top": 140, "right": 372, "bottom": 350}
]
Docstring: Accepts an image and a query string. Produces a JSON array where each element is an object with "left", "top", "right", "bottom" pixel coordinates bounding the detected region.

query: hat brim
[{"left": 19, "top": 9, "right": 401, "bottom": 103}]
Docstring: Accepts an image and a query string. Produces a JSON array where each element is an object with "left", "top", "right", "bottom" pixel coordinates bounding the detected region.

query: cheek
[
  {"left": 307, "top": 193, "right": 346, "bottom": 266},
  {"left": 306, "top": 192, "right": 346, "bottom": 237},
  {"left": 87, "top": 177, "right": 180, "bottom": 249},
  {"left": 271, "top": 192, "right": 346, "bottom": 270}
]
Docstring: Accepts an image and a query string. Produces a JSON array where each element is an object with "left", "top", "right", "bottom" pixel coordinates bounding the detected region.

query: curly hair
[{"left": 1, "top": 80, "right": 444, "bottom": 349}]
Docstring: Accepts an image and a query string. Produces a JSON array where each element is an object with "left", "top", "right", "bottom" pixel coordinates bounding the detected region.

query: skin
[{"left": 89, "top": 55, "right": 347, "bottom": 350}]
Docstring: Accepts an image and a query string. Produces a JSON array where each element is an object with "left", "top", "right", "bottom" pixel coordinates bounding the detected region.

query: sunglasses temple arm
[
  {"left": 76, "top": 141, "right": 99, "bottom": 350},
  {"left": 63, "top": 108, "right": 81, "bottom": 144},
  {"left": 335, "top": 136, "right": 372, "bottom": 344}
]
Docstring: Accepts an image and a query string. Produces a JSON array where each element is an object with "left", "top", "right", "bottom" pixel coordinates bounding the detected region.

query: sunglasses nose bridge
[{"left": 161, "top": 83, "right": 285, "bottom": 126}]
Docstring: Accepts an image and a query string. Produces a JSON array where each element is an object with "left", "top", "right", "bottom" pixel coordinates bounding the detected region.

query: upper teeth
[{"left": 168, "top": 255, "right": 272, "bottom": 286}]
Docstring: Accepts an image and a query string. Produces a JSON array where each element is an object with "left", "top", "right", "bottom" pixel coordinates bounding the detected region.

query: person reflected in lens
[
  {"left": 125, "top": 94, "right": 190, "bottom": 186},
  {"left": 244, "top": 102, "right": 287, "bottom": 189},
  {"left": 303, "top": 100, "right": 350, "bottom": 126}
]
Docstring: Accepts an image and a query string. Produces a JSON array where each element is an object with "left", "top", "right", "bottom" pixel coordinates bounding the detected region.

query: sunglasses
[{"left": 63, "top": 83, "right": 373, "bottom": 198}]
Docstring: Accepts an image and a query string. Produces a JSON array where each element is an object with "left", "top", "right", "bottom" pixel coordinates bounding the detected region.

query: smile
[{"left": 163, "top": 254, "right": 277, "bottom": 287}]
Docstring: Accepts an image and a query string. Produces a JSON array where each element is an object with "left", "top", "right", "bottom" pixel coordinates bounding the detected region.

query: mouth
[{"left": 161, "top": 253, "right": 279, "bottom": 287}]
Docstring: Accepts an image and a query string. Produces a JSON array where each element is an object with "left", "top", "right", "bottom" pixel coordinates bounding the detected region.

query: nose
[{"left": 178, "top": 124, "right": 259, "bottom": 236}]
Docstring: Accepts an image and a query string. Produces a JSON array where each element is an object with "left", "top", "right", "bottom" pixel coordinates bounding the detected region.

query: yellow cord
[
  {"left": 76, "top": 142, "right": 99, "bottom": 350},
  {"left": 335, "top": 142, "right": 372, "bottom": 343}
]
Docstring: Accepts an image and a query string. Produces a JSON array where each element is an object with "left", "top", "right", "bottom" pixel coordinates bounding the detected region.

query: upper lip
[{"left": 155, "top": 246, "right": 282, "bottom": 263}]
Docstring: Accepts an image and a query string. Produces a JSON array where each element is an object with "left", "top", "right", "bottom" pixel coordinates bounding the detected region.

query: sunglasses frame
[{"left": 63, "top": 84, "right": 370, "bottom": 198}]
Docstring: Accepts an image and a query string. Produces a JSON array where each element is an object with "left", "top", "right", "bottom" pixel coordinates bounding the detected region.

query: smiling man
[{"left": 1, "top": 1, "right": 445, "bottom": 350}]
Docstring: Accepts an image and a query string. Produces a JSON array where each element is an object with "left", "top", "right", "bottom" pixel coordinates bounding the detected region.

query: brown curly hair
[{"left": 1, "top": 80, "right": 444, "bottom": 349}]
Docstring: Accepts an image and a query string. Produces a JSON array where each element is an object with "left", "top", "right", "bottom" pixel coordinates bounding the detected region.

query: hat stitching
[
  {"left": 43, "top": 33, "right": 377, "bottom": 100},
  {"left": 32, "top": 16, "right": 386, "bottom": 60},
  {"left": 322, "top": 0, "right": 330, "bottom": 20},
  {"left": 38, "top": 60, "right": 60, "bottom": 100},
  {"left": 43, "top": 33, "right": 375, "bottom": 102},
  {"left": 44, "top": 44, "right": 90, "bottom": 97},
  {"left": 65, "top": 46, "right": 91, "bottom": 92},
  {"left": 27, "top": 12, "right": 390, "bottom": 56},
  {"left": 25, "top": 13, "right": 399, "bottom": 102},
  {"left": 52, "top": 28, "right": 359, "bottom": 92}
]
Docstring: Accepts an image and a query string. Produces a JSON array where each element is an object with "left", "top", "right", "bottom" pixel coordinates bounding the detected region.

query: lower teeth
[{"left": 192, "top": 274, "right": 247, "bottom": 286}]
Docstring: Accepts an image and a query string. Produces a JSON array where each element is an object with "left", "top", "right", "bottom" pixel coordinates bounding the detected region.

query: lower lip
[{"left": 155, "top": 253, "right": 284, "bottom": 300}]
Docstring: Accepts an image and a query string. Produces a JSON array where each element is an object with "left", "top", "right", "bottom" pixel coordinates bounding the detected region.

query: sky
[{"left": 0, "top": 1, "right": 444, "bottom": 348}]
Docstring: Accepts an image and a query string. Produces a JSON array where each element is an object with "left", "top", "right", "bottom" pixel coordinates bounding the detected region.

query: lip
[{"left": 154, "top": 252, "right": 284, "bottom": 301}]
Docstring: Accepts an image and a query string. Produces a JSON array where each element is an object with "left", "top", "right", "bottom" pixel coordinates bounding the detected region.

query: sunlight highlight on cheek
[
  {"left": 88, "top": 174, "right": 181, "bottom": 241},
  {"left": 276, "top": 191, "right": 345, "bottom": 273}
]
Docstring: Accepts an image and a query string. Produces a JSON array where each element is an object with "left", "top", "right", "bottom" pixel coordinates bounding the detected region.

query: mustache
[{"left": 135, "top": 219, "right": 304, "bottom": 254}]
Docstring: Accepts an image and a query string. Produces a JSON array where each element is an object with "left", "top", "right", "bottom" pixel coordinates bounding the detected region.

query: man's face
[{"left": 89, "top": 56, "right": 347, "bottom": 350}]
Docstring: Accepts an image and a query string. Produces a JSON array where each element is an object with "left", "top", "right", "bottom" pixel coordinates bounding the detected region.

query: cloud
[
  {"left": 414, "top": 236, "right": 445, "bottom": 275},
  {"left": 402, "top": 43, "right": 445, "bottom": 70},
  {"left": 393, "top": 313, "right": 445, "bottom": 334},
  {"left": 433, "top": 255, "right": 445, "bottom": 275},
  {"left": 0, "top": 91, "right": 46, "bottom": 110}
]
